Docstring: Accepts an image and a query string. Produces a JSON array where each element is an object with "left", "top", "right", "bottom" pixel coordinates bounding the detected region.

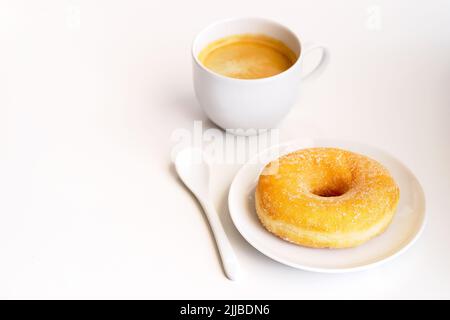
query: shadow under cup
[{"left": 192, "top": 17, "right": 303, "bottom": 134}]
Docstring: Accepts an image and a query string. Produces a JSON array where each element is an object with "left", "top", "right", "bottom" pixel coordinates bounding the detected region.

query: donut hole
[
  {"left": 311, "top": 184, "right": 349, "bottom": 197},
  {"left": 309, "top": 177, "right": 351, "bottom": 197}
]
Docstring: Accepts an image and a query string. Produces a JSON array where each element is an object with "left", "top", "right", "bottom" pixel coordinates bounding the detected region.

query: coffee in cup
[
  {"left": 198, "top": 34, "right": 298, "bottom": 80},
  {"left": 192, "top": 17, "right": 329, "bottom": 133}
]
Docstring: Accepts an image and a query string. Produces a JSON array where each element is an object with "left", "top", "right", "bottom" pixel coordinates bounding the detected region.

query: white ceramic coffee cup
[{"left": 192, "top": 17, "right": 328, "bottom": 134}]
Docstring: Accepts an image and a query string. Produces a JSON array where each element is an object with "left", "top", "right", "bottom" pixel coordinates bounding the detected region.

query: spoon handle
[{"left": 200, "top": 200, "right": 242, "bottom": 281}]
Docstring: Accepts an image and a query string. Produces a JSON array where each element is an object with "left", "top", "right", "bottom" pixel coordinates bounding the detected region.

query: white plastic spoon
[{"left": 175, "top": 147, "right": 242, "bottom": 281}]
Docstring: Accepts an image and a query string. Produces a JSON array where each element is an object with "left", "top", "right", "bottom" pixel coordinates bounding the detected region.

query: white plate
[{"left": 228, "top": 139, "right": 426, "bottom": 273}]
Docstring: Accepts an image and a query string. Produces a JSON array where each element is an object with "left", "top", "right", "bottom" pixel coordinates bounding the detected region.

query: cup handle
[{"left": 300, "top": 44, "right": 329, "bottom": 81}]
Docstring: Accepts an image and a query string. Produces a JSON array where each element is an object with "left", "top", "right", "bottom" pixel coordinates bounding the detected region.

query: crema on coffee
[{"left": 198, "top": 34, "right": 298, "bottom": 79}]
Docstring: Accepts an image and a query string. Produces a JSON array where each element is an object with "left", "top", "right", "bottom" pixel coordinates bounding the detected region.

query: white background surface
[{"left": 1, "top": 0, "right": 449, "bottom": 299}]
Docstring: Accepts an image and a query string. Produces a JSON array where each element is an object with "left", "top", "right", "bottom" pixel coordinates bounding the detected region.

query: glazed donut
[{"left": 255, "top": 148, "right": 400, "bottom": 248}]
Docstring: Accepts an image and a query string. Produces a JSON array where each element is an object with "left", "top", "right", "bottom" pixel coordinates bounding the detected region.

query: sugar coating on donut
[{"left": 255, "top": 147, "right": 400, "bottom": 249}]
